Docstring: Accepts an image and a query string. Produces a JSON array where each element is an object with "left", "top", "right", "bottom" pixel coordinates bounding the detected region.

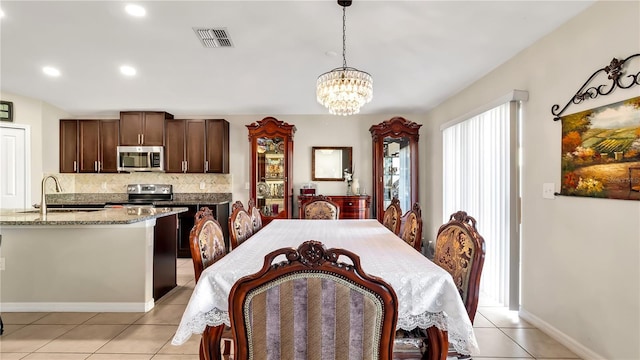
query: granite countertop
[
  {"left": 46, "top": 193, "right": 232, "bottom": 207},
  {"left": 0, "top": 206, "right": 188, "bottom": 226}
]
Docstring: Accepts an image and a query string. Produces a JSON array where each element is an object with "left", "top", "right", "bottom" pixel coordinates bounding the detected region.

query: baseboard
[
  {"left": 0, "top": 300, "right": 155, "bottom": 312},
  {"left": 519, "top": 308, "right": 605, "bottom": 360}
]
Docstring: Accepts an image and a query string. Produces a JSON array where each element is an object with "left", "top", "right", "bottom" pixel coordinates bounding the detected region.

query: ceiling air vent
[{"left": 193, "top": 27, "right": 234, "bottom": 48}]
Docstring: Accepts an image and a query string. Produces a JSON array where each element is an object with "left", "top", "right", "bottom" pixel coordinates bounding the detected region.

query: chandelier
[{"left": 316, "top": 0, "right": 373, "bottom": 116}]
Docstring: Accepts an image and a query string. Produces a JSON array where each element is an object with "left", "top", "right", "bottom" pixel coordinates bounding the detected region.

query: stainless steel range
[
  {"left": 126, "top": 184, "right": 173, "bottom": 204},
  {"left": 105, "top": 184, "right": 173, "bottom": 207}
]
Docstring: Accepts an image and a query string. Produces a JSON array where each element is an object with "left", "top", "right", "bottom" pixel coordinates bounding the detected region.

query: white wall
[
  {"left": 0, "top": 92, "right": 71, "bottom": 203},
  {"left": 422, "top": 1, "right": 639, "bottom": 359}
]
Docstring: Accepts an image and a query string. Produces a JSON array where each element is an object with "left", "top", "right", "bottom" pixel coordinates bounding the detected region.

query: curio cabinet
[
  {"left": 247, "top": 117, "right": 296, "bottom": 224},
  {"left": 370, "top": 116, "right": 421, "bottom": 221}
]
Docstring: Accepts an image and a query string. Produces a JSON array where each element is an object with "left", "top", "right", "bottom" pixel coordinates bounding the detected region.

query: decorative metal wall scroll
[{"left": 551, "top": 53, "right": 640, "bottom": 121}]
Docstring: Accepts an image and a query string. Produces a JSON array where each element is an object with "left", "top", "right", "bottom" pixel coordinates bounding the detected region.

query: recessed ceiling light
[
  {"left": 0, "top": 9, "right": 5, "bottom": 18},
  {"left": 42, "top": 66, "right": 61, "bottom": 77},
  {"left": 125, "top": 4, "right": 146, "bottom": 17},
  {"left": 120, "top": 65, "right": 137, "bottom": 76}
]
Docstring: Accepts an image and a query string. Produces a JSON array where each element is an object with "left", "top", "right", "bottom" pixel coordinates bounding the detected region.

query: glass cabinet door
[
  {"left": 255, "top": 137, "right": 286, "bottom": 216},
  {"left": 247, "top": 117, "right": 296, "bottom": 221},
  {"left": 383, "top": 137, "right": 412, "bottom": 212},
  {"left": 370, "top": 117, "right": 421, "bottom": 222}
]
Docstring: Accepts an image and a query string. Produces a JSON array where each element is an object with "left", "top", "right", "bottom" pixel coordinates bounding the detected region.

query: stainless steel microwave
[{"left": 117, "top": 146, "right": 164, "bottom": 172}]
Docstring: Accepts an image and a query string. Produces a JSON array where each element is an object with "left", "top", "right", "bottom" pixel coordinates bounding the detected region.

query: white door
[{"left": 0, "top": 124, "right": 30, "bottom": 209}]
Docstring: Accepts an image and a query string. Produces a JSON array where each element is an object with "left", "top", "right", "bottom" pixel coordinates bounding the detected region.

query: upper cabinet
[
  {"left": 165, "top": 119, "right": 229, "bottom": 173},
  {"left": 370, "top": 117, "right": 422, "bottom": 222},
  {"left": 119, "top": 111, "right": 172, "bottom": 146},
  {"left": 59, "top": 119, "right": 119, "bottom": 173},
  {"left": 247, "top": 117, "right": 296, "bottom": 222},
  {"left": 60, "top": 120, "right": 79, "bottom": 173}
]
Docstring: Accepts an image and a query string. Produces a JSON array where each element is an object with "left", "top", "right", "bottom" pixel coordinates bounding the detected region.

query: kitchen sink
[{"left": 18, "top": 208, "right": 105, "bottom": 213}]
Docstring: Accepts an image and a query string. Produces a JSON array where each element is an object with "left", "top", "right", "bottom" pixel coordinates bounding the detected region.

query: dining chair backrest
[
  {"left": 382, "top": 197, "right": 402, "bottom": 235},
  {"left": 433, "top": 210, "right": 486, "bottom": 323},
  {"left": 229, "top": 201, "right": 254, "bottom": 250},
  {"left": 228, "top": 240, "right": 399, "bottom": 360},
  {"left": 189, "top": 207, "right": 227, "bottom": 283},
  {"left": 247, "top": 198, "right": 263, "bottom": 233},
  {"left": 302, "top": 195, "right": 340, "bottom": 219},
  {"left": 400, "top": 203, "right": 423, "bottom": 252}
]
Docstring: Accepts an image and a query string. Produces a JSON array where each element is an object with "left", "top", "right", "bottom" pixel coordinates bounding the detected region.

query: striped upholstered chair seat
[{"left": 228, "top": 240, "right": 398, "bottom": 360}]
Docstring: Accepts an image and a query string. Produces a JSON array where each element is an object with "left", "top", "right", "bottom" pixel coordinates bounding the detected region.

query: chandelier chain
[{"left": 342, "top": 5, "right": 347, "bottom": 69}]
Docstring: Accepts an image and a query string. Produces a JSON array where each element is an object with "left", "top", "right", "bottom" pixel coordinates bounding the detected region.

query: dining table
[{"left": 172, "top": 219, "right": 479, "bottom": 359}]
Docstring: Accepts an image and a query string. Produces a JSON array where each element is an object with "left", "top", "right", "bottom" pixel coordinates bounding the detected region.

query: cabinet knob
[{"left": 348, "top": 202, "right": 353, "bottom": 206}]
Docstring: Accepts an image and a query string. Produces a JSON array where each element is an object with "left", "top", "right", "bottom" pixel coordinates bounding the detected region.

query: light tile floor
[{"left": 0, "top": 259, "right": 581, "bottom": 360}]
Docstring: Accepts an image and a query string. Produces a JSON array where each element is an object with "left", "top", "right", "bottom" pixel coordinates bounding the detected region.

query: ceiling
[{"left": 0, "top": 1, "right": 595, "bottom": 117}]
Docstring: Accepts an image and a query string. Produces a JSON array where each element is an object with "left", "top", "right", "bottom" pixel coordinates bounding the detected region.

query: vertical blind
[{"left": 442, "top": 102, "right": 514, "bottom": 307}]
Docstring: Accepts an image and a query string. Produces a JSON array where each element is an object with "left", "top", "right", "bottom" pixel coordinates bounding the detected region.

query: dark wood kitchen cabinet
[
  {"left": 165, "top": 119, "right": 229, "bottom": 173},
  {"left": 119, "top": 111, "right": 173, "bottom": 146},
  {"left": 153, "top": 213, "right": 178, "bottom": 300},
  {"left": 177, "top": 203, "right": 230, "bottom": 258},
  {"left": 59, "top": 119, "right": 119, "bottom": 173},
  {"left": 60, "top": 120, "right": 78, "bottom": 173}
]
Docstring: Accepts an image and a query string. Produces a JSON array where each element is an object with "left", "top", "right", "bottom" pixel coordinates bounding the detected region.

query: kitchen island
[{"left": 0, "top": 206, "right": 187, "bottom": 312}]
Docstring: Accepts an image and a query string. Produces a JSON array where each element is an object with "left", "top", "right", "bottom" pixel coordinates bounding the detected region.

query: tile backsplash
[{"left": 46, "top": 173, "right": 232, "bottom": 194}]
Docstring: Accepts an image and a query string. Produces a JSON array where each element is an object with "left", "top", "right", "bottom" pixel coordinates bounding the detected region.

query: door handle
[
  {"left": 205, "top": 161, "right": 209, "bottom": 172},
  {"left": 94, "top": 161, "right": 98, "bottom": 172},
  {"left": 137, "top": 134, "right": 141, "bottom": 144},
  {"left": 184, "top": 161, "right": 188, "bottom": 173},
  {"left": 73, "top": 161, "right": 77, "bottom": 172},
  {"left": 141, "top": 134, "right": 144, "bottom": 144}
]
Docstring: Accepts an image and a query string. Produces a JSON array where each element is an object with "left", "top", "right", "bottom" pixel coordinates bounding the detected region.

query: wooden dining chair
[
  {"left": 302, "top": 195, "right": 340, "bottom": 219},
  {"left": 394, "top": 211, "right": 484, "bottom": 360},
  {"left": 400, "top": 203, "right": 423, "bottom": 252},
  {"left": 189, "top": 207, "right": 227, "bottom": 283},
  {"left": 247, "top": 198, "right": 263, "bottom": 233},
  {"left": 228, "top": 201, "right": 254, "bottom": 250},
  {"left": 382, "top": 196, "right": 402, "bottom": 235},
  {"left": 228, "top": 240, "right": 399, "bottom": 360},
  {"left": 188, "top": 207, "right": 233, "bottom": 358},
  {"left": 433, "top": 211, "right": 486, "bottom": 324}
]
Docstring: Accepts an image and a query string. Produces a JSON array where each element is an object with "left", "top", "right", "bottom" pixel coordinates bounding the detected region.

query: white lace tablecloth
[{"left": 172, "top": 219, "right": 479, "bottom": 355}]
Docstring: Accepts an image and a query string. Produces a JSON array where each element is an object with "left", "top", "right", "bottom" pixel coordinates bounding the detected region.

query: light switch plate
[
  {"left": 543, "top": 183, "right": 556, "bottom": 199},
  {"left": 199, "top": 181, "right": 206, "bottom": 190}
]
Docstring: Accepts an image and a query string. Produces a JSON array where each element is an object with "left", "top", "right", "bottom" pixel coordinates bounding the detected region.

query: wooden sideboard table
[{"left": 298, "top": 195, "right": 371, "bottom": 219}]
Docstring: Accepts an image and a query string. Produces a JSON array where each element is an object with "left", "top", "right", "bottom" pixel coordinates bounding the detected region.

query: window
[{"left": 441, "top": 91, "right": 526, "bottom": 308}]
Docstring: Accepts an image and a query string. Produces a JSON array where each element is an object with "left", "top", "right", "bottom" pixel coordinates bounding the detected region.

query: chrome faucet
[{"left": 41, "top": 175, "right": 64, "bottom": 216}]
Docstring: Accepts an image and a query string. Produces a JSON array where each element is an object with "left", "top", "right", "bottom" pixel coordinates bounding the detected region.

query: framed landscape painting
[{"left": 560, "top": 96, "right": 640, "bottom": 200}]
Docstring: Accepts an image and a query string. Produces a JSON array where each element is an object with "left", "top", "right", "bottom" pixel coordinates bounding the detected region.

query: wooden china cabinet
[
  {"left": 247, "top": 117, "right": 296, "bottom": 224},
  {"left": 370, "top": 117, "right": 422, "bottom": 222}
]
